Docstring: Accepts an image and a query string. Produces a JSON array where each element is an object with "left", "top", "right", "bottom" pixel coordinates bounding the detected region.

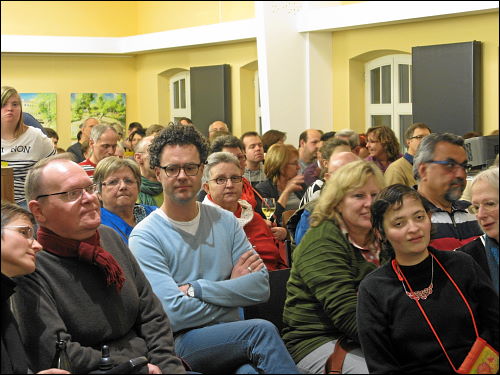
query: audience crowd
[{"left": 1, "top": 83, "right": 499, "bottom": 374}]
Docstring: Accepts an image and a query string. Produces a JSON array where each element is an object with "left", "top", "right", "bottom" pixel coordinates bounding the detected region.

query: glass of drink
[{"left": 262, "top": 198, "right": 276, "bottom": 220}]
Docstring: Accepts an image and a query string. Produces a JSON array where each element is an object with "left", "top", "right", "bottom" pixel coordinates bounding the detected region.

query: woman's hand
[
  {"left": 283, "top": 175, "right": 304, "bottom": 194},
  {"left": 37, "top": 370, "right": 70, "bottom": 374},
  {"left": 271, "top": 226, "right": 287, "bottom": 241},
  {"left": 147, "top": 363, "right": 162, "bottom": 374}
]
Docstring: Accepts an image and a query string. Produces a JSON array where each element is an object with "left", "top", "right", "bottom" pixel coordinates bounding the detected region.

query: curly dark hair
[
  {"left": 148, "top": 124, "right": 209, "bottom": 169},
  {"left": 210, "top": 134, "right": 244, "bottom": 154}
]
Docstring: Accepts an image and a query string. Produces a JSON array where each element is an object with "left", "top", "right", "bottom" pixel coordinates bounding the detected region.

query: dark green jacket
[{"left": 282, "top": 219, "right": 389, "bottom": 363}]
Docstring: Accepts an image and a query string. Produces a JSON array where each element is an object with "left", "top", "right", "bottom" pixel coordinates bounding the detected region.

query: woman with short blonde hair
[{"left": 94, "top": 156, "right": 156, "bottom": 244}]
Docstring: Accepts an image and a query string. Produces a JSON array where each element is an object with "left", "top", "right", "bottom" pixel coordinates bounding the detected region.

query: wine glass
[{"left": 262, "top": 198, "right": 276, "bottom": 221}]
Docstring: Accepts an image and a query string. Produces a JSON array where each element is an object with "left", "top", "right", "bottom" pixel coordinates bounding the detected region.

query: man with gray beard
[{"left": 413, "top": 133, "right": 483, "bottom": 250}]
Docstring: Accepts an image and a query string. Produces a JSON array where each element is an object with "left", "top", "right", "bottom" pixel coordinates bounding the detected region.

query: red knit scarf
[{"left": 37, "top": 226, "right": 126, "bottom": 292}]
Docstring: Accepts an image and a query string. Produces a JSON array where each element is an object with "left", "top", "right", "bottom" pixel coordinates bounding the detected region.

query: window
[
  {"left": 365, "top": 54, "right": 412, "bottom": 145},
  {"left": 170, "top": 71, "right": 191, "bottom": 123}
]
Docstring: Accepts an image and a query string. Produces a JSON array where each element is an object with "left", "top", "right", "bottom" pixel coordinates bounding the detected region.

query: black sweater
[
  {"left": 357, "top": 248, "right": 499, "bottom": 374},
  {"left": 12, "top": 225, "right": 185, "bottom": 374},
  {"left": 1, "top": 274, "right": 29, "bottom": 374}
]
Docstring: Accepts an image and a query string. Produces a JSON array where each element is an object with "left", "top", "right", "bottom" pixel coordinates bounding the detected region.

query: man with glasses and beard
[{"left": 413, "top": 133, "right": 483, "bottom": 251}]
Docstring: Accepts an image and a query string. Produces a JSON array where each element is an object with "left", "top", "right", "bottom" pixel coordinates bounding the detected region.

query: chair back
[{"left": 244, "top": 268, "right": 291, "bottom": 332}]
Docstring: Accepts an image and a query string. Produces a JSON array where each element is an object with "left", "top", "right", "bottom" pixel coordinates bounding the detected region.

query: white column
[
  {"left": 305, "top": 31, "right": 333, "bottom": 133},
  {"left": 255, "top": 1, "right": 333, "bottom": 147}
]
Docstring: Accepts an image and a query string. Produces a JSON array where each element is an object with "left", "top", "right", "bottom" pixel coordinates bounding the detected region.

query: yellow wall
[
  {"left": 1, "top": 1, "right": 138, "bottom": 36},
  {"left": 137, "top": 1, "right": 255, "bottom": 34},
  {"left": 1, "top": 1, "right": 254, "bottom": 37},
  {"left": 1, "top": 40, "right": 257, "bottom": 149},
  {"left": 332, "top": 12, "right": 499, "bottom": 135},
  {"left": 1, "top": 54, "right": 138, "bottom": 149},
  {"left": 134, "top": 41, "right": 257, "bottom": 136}
]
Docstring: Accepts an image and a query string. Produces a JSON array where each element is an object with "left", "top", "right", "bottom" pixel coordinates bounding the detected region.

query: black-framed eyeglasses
[
  {"left": 3, "top": 225, "right": 35, "bottom": 244},
  {"left": 159, "top": 163, "right": 202, "bottom": 177},
  {"left": 409, "top": 135, "right": 426, "bottom": 140},
  {"left": 36, "top": 184, "right": 98, "bottom": 202},
  {"left": 209, "top": 176, "right": 243, "bottom": 185},
  {"left": 426, "top": 160, "right": 472, "bottom": 173}
]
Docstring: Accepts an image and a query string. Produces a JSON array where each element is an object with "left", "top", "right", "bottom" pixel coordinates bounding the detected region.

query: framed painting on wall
[
  {"left": 19, "top": 93, "right": 57, "bottom": 129},
  {"left": 70, "top": 93, "right": 126, "bottom": 139}
]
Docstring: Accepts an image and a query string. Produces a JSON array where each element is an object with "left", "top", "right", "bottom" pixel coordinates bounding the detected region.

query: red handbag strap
[{"left": 392, "top": 253, "right": 479, "bottom": 372}]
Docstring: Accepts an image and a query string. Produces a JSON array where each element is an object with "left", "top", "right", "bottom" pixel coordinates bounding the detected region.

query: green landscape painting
[
  {"left": 70, "top": 93, "right": 126, "bottom": 139},
  {"left": 19, "top": 93, "right": 57, "bottom": 129}
]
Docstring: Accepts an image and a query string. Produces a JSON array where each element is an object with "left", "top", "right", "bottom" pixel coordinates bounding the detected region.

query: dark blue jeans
[{"left": 174, "top": 319, "right": 299, "bottom": 374}]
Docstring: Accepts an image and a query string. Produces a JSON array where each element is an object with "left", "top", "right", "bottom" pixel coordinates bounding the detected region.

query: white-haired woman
[
  {"left": 202, "top": 152, "right": 286, "bottom": 271},
  {"left": 459, "top": 166, "right": 499, "bottom": 294}
]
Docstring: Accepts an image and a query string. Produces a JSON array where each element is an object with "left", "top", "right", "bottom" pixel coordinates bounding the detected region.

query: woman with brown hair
[
  {"left": 255, "top": 143, "right": 305, "bottom": 226},
  {"left": 1, "top": 86, "right": 56, "bottom": 206},
  {"left": 1, "top": 201, "right": 69, "bottom": 374},
  {"left": 365, "top": 126, "right": 401, "bottom": 172},
  {"left": 358, "top": 184, "right": 498, "bottom": 373}
]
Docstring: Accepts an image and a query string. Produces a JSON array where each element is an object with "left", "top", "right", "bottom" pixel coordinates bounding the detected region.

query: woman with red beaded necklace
[{"left": 357, "top": 184, "right": 498, "bottom": 373}]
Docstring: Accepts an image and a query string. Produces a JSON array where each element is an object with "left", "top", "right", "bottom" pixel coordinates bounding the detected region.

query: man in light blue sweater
[{"left": 129, "top": 125, "right": 298, "bottom": 374}]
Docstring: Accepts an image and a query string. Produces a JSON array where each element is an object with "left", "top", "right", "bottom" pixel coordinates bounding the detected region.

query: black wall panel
[
  {"left": 190, "top": 64, "right": 231, "bottom": 137},
  {"left": 412, "top": 41, "right": 481, "bottom": 136}
]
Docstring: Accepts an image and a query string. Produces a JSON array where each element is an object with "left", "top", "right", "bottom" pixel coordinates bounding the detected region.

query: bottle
[
  {"left": 98, "top": 345, "right": 113, "bottom": 371},
  {"left": 51, "top": 332, "right": 73, "bottom": 372}
]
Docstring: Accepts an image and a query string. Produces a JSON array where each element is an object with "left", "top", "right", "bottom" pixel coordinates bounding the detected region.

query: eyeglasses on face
[
  {"left": 101, "top": 178, "right": 137, "bottom": 188},
  {"left": 236, "top": 155, "right": 247, "bottom": 161},
  {"left": 209, "top": 176, "right": 243, "bottom": 185},
  {"left": 159, "top": 163, "right": 201, "bottom": 177},
  {"left": 468, "top": 200, "right": 498, "bottom": 215},
  {"left": 3, "top": 225, "right": 35, "bottom": 244},
  {"left": 36, "top": 184, "right": 98, "bottom": 202},
  {"left": 426, "top": 160, "right": 472, "bottom": 173}
]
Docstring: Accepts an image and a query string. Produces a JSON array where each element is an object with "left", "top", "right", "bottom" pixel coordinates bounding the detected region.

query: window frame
[
  {"left": 170, "top": 71, "right": 191, "bottom": 123},
  {"left": 365, "top": 54, "right": 412, "bottom": 141}
]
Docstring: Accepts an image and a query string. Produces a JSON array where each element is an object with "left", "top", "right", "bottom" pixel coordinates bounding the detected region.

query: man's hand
[
  {"left": 178, "top": 284, "right": 189, "bottom": 295},
  {"left": 231, "top": 249, "right": 264, "bottom": 279}
]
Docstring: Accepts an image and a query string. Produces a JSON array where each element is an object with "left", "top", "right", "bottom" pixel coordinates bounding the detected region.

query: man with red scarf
[{"left": 11, "top": 156, "right": 185, "bottom": 374}]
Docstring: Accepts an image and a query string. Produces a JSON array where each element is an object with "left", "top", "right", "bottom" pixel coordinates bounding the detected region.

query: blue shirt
[{"left": 100, "top": 204, "right": 156, "bottom": 244}]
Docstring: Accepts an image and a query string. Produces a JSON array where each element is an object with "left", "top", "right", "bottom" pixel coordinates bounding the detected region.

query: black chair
[{"left": 244, "top": 268, "right": 291, "bottom": 332}]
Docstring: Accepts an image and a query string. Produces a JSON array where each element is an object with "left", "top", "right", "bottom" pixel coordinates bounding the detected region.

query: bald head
[
  {"left": 325, "top": 151, "right": 360, "bottom": 180},
  {"left": 25, "top": 158, "right": 101, "bottom": 240},
  {"left": 134, "top": 135, "right": 155, "bottom": 154},
  {"left": 134, "top": 135, "right": 156, "bottom": 180},
  {"left": 81, "top": 118, "right": 99, "bottom": 141},
  {"left": 209, "top": 121, "right": 229, "bottom": 134}
]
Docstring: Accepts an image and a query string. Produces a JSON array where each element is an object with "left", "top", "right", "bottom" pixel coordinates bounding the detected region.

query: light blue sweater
[{"left": 129, "top": 204, "right": 270, "bottom": 333}]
